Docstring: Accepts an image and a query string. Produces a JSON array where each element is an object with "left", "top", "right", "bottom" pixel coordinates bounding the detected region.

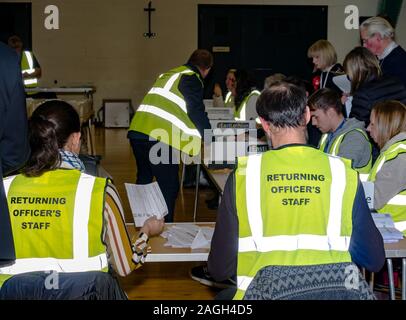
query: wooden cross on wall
[{"left": 144, "top": 1, "right": 156, "bottom": 38}]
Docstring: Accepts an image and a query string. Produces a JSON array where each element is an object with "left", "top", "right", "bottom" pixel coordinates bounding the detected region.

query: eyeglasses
[{"left": 361, "top": 33, "right": 376, "bottom": 45}]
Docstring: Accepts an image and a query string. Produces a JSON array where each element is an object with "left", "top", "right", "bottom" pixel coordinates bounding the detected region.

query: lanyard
[
  {"left": 324, "top": 119, "right": 346, "bottom": 152},
  {"left": 320, "top": 70, "right": 330, "bottom": 89}
]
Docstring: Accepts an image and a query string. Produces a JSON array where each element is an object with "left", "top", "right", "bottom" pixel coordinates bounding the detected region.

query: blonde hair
[
  {"left": 372, "top": 100, "right": 406, "bottom": 149},
  {"left": 360, "top": 16, "right": 395, "bottom": 40},
  {"left": 307, "top": 40, "right": 338, "bottom": 70},
  {"left": 343, "top": 46, "right": 382, "bottom": 94},
  {"left": 264, "top": 73, "right": 286, "bottom": 89}
]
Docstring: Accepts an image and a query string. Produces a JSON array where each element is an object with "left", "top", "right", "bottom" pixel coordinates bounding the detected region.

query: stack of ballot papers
[
  {"left": 372, "top": 213, "right": 404, "bottom": 243},
  {"left": 125, "top": 182, "right": 168, "bottom": 227},
  {"left": 161, "top": 224, "right": 214, "bottom": 249}
]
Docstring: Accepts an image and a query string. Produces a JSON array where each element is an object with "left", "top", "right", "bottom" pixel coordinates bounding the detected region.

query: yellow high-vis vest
[
  {"left": 21, "top": 50, "right": 38, "bottom": 88},
  {"left": 233, "top": 146, "right": 357, "bottom": 299},
  {"left": 368, "top": 140, "right": 406, "bottom": 234},
  {"left": 318, "top": 128, "right": 372, "bottom": 174},
  {"left": 129, "top": 66, "right": 203, "bottom": 156},
  {"left": 0, "top": 170, "right": 108, "bottom": 288},
  {"left": 234, "top": 90, "right": 260, "bottom": 121}
]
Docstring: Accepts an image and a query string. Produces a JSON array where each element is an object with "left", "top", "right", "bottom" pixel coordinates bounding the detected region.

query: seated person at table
[
  {"left": 190, "top": 81, "right": 385, "bottom": 300},
  {"left": 213, "top": 69, "right": 236, "bottom": 108},
  {"left": 308, "top": 88, "right": 372, "bottom": 173},
  {"left": 0, "top": 100, "right": 164, "bottom": 299},
  {"left": 234, "top": 69, "right": 260, "bottom": 121},
  {"left": 366, "top": 100, "right": 406, "bottom": 235}
]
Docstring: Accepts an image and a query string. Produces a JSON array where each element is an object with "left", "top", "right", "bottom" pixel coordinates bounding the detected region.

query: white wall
[{"left": 7, "top": 0, "right": 385, "bottom": 111}]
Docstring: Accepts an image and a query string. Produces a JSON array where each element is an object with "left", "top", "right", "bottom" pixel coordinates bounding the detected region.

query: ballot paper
[
  {"left": 333, "top": 74, "right": 351, "bottom": 94},
  {"left": 161, "top": 224, "right": 214, "bottom": 249},
  {"left": 372, "top": 213, "right": 404, "bottom": 243},
  {"left": 125, "top": 182, "right": 168, "bottom": 227}
]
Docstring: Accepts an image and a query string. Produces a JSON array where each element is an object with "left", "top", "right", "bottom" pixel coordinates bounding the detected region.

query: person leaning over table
[
  {"left": 190, "top": 80, "right": 385, "bottom": 300},
  {"left": 0, "top": 100, "right": 164, "bottom": 299},
  {"left": 366, "top": 100, "right": 406, "bottom": 235},
  {"left": 127, "top": 49, "right": 212, "bottom": 222}
]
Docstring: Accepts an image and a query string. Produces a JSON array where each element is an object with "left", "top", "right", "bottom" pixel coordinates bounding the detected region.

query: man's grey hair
[{"left": 360, "top": 16, "right": 395, "bottom": 40}]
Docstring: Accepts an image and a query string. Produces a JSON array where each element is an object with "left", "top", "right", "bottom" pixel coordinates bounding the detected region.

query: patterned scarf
[{"left": 59, "top": 149, "right": 86, "bottom": 172}]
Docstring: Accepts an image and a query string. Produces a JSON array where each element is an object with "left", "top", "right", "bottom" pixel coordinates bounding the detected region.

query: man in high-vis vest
[
  {"left": 308, "top": 88, "right": 372, "bottom": 174},
  {"left": 7, "top": 35, "right": 41, "bottom": 93},
  {"left": 191, "top": 81, "right": 385, "bottom": 300},
  {"left": 128, "top": 49, "right": 212, "bottom": 222}
]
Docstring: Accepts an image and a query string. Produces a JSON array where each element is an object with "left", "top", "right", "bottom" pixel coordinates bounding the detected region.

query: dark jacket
[
  {"left": 0, "top": 43, "right": 30, "bottom": 266},
  {"left": 350, "top": 75, "right": 406, "bottom": 127},
  {"left": 320, "top": 63, "right": 344, "bottom": 93},
  {"left": 380, "top": 45, "right": 406, "bottom": 89}
]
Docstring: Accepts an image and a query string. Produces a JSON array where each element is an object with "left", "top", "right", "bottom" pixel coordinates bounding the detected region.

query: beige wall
[{"left": 8, "top": 0, "right": 392, "bottom": 111}]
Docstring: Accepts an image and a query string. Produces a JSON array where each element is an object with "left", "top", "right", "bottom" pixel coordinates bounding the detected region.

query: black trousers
[
  {"left": 129, "top": 138, "right": 179, "bottom": 222},
  {"left": 0, "top": 271, "right": 127, "bottom": 300}
]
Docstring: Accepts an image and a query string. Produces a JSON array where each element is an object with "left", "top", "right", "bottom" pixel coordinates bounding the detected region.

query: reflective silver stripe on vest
[
  {"left": 375, "top": 145, "right": 406, "bottom": 176},
  {"left": 330, "top": 136, "right": 342, "bottom": 155},
  {"left": 319, "top": 134, "right": 328, "bottom": 148},
  {"left": 24, "top": 51, "right": 34, "bottom": 72},
  {"left": 23, "top": 51, "right": 38, "bottom": 86},
  {"left": 164, "top": 70, "right": 192, "bottom": 90},
  {"left": 0, "top": 255, "right": 108, "bottom": 274},
  {"left": 74, "top": 173, "right": 95, "bottom": 260},
  {"left": 0, "top": 174, "right": 108, "bottom": 274},
  {"left": 24, "top": 78, "right": 38, "bottom": 86},
  {"left": 3, "top": 175, "right": 17, "bottom": 196},
  {"left": 239, "top": 155, "right": 350, "bottom": 252},
  {"left": 138, "top": 104, "right": 201, "bottom": 138},
  {"left": 359, "top": 174, "right": 369, "bottom": 182},
  {"left": 225, "top": 91, "right": 232, "bottom": 104},
  {"left": 394, "top": 221, "right": 406, "bottom": 232},
  {"left": 387, "top": 194, "right": 406, "bottom": 206},
  {"left": 237, "top": 276, "right": 254, "bottom": 291},
  {"left": 148, "top": 87, "right": 187, "bottom": 113}
]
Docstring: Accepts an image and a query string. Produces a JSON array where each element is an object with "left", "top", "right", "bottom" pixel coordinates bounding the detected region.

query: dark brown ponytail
[{"left": 23, "top": 100, "right": 81, "bottom": 177}]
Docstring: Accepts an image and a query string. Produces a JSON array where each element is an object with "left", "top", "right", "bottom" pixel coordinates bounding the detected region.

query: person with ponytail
[
  {"left": 366, "top": 101, "right": 406, "bottom": 235},
  {"left": 0, "top": 100, "right": 164, "bottom": 299}
]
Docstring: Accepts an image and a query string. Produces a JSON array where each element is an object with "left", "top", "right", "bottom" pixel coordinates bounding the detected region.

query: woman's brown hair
[
  {"left": 343, "top": 46, "right": 382, "bottom": 94},
  {"left": 24, "top": 100, "right": 81, "bottom": 177},
  {"left": 372, "top": 100, "right": 406, "bottom": 149}
]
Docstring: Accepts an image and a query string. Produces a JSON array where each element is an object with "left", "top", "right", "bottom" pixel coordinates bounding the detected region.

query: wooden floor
[{"left": 94, "top": 127, "right": 220, "bottom": 300}]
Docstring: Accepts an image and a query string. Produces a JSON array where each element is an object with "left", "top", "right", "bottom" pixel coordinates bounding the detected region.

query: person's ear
[
  {"left": 304, "top": 106, "right": 311, "bottom": 125},
  {"left": 259, "top": 117, "right": 270, "bottom": 133},
  {"left": 72, "top": 132, "right": 81, "bottom": 146}
]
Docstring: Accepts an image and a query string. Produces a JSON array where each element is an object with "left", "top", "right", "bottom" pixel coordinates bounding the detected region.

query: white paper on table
[
  {"left": 191, "top": 229, "right": 210, "bottom": 249},
  {"left": 372, "top": 213, "right": 404, "bottom": 243},
  {"left": 124, "top": 182, "right": 168, "bottom": 227},
  {"left": 162, "top": 225, "right": 214, "bottom": 249}
]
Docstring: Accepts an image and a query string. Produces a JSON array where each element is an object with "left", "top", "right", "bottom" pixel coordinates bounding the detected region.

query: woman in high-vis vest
[
  {"left": 191, "top": 81, "right": 385, "bottom": 300},
  {"left": 0, "top": 100, "right": 164, "bottom": 299},
  {"left": 367, "top": 100, "right": 406, "bottom": 235},
  {"left": 234, "top": 69, "right": 260, "bottom": 121},
  {"left": 213, "top": 69, "right": 236, "bottom": 108}
]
